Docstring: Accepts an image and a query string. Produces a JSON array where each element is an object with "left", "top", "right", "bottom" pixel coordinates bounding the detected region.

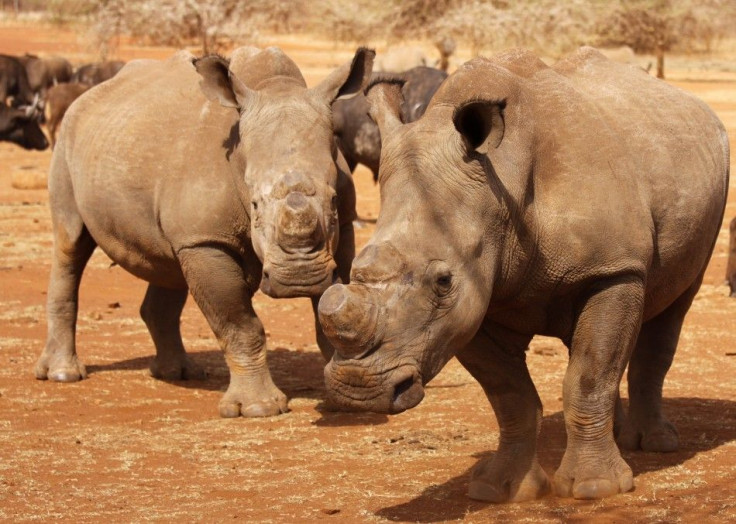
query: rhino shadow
[
  {"left": 312, "top": 403, "right": 390, "bottom": 427},
  {"left": 374, "top": 397, "right": 736, "bottom": 522},
  {"left": 85, "top": 346, "right": 328, "bottom": 400}
]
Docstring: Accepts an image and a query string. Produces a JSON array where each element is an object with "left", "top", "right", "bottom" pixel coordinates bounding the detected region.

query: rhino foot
[
  {"left": 34, "top": 352, "right": 87, "bottom": 382},
  {"left": 218, "top": 375, "right": 289, "bottom": 418},
  {"left": 617, "top": 418, "right": 679, "bottom": 453},
  {"left": 149, "top": 356, "right": 206, "bottom": 381},
  {"left": 467, "top": 455, "right": 550, "bottom": 503},
  {"left": 553, "top": 447, "right": 633, "bottom": 499}
]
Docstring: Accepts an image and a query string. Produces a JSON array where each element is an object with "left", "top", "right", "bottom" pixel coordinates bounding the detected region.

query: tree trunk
[{"left": 656, "top": 45, "right": 665, "bottom": 80}]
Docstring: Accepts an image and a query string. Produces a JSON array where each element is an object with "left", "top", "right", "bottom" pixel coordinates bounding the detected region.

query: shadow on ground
[
  {"left": 374, "top": 397, "right": 736, "bottom": 522},
  {"left": 85, "top": 346, "right": 327, "bottom": 400}
]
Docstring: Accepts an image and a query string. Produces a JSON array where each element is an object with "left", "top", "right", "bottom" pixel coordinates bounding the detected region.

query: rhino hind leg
[
  {"left": 35, "top": 200, "right": 97, "bottom": 382},
  {"left": 178, "top": 246, "right": 288, "bottom": 418},
  {"left": 140, "top": 284, "right": 205, "bottom": 381},
  {"left": 456, "top": 326, "right": 551, "bottom": 503},
  {"left": 617, "top": 279, "right": 700, "bottom": 453}
]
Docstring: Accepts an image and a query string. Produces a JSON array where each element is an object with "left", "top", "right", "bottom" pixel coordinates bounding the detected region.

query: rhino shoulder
[
  {"left": 551, "top": 46, "right": 610, "bottom": 76},
  {"left": 488, "top": 48, "right": 550, "bottom": 78}
]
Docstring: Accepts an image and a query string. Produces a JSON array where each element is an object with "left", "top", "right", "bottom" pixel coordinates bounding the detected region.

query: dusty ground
[{"left": 0, "top": 20, "right": 735, "bottom": 523}]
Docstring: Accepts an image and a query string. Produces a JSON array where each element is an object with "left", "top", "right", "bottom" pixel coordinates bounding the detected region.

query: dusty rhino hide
[
  {"left": 36, "top": 46, "right": 375, "bottom": 417},
  {"left": 319, "top": 47, "right": 729, "bottom": 501}
]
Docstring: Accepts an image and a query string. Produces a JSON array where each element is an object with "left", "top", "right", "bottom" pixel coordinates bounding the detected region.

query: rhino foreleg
[
  {"left": 140, "top": 284, "right": 205, "bottom": 381},
  {"left": 554, "top": 276, "right": 643, "bottom": 499},
  {"left": 36, "top": 202, "right": 96, "bottom": 382},
  {"left": 456, "top": 325, "right": 550, "bottom": 503},
  {"left": 178, "top": 247, "right": 288, "bottom": 418}
]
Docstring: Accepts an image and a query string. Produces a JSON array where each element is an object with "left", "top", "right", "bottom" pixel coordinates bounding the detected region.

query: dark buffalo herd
[
  {"left": 0, "top": 52, "right": 125, "bottom": 151},
  {"left": 333, "top": 66, "right": 447, "bottom": 182}
]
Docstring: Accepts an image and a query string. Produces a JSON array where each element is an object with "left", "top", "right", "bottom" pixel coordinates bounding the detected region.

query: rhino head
[
  {"left": 193, "top": 48, "right": 374, "bottom": 298},
  {"left": 319, "top": 66, "right": 529, "bottom": 413}
]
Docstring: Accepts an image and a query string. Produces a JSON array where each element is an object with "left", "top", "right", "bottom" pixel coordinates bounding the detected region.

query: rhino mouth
[
  {"left": 261, "top": 253, "right": 338, "bottom": 298},
  {"left": 324, "top": 360, "right": 425, "bottom": 414}
]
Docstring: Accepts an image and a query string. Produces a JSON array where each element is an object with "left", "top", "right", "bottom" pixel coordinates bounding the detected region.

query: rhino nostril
[
  {"left": 390, "top": 373, "right": 424, "bottom": 413},
  {"left": 393, "top": 376, "right": 414, "bottom": 403},
  {"left": 260, "top": 269, "right": 273, "bottom": 295}
]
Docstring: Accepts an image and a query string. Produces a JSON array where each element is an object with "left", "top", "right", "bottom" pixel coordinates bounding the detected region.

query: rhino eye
[
  {"left": 434, "top": 272, "right": 453, "bottom": 295},
  {"left": 427, "top": 261, "right": 454, "bottom": 297},
  {"left": 251, "top": 200, "right": 261, "bottom": 228}
]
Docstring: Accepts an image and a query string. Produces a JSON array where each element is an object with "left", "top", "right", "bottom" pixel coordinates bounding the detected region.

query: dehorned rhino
[
  {"left": 318, "top": 48, "right": 729, "bottom": 501},
  {"left": 35, "top": 46, "right": 375, "bottom": 417}
]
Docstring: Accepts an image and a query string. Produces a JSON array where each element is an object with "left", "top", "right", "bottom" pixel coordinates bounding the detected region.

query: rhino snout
[
  {"left": 261, "top": 259, "right": 337, "bottom": 298},
  {"left": 324, "top": 361, "right": 425, "bottom": 414},
  {"left": 318, "top": 283, "right": 383, "bottom": 359}
]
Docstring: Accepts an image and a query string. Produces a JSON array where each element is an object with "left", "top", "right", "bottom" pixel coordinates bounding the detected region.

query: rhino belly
[{"left": 75, "top": 186, "right": 187, "bottom": 289}]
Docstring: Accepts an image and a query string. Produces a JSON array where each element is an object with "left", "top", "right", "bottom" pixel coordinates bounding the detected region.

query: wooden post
[{"left": 727, "top": 217, "right": 736, "bottom": 297}]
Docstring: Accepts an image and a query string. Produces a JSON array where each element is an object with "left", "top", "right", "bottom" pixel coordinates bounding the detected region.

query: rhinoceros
[
  {"left": 35, "top": 46, "right": 375, "bottom": 418},
  {"left": 318, "top": 48, "right": 729, "bottom": 501}
]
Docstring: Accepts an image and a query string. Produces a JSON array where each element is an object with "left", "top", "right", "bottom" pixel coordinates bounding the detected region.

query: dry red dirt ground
[{"left": 0, "top": 21, "right": 735, "bottom": 522}]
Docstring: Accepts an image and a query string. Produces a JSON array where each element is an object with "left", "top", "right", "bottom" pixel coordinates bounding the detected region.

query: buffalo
[
  {"left": 0, "top": 54, "right": 35, "bottom": 106},
  {"left": 333, "top": 66, "right": 447, "bottom": 182},
  {"left": 71, "top": 60, "right": 126, "bottom": 86},
  {"left": 0, "top": 100, "right": 48, "bottom": 150},
  {"left": 45, "top": 82, "right": 89, "bottom": 148}
]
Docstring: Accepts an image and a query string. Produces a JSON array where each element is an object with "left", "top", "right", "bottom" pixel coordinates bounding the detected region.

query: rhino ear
[
  {"left": 453, "top": 99, "right": 505, "bottom": 154},
  {"left": 365, "top": 80, "right": 404, "bottom": 139},
  {"left": 192, "top": 55, "right": 254, "bottom": 110},
  {"left": 313, "top": 47, "right": 375, "bottom": 103}
]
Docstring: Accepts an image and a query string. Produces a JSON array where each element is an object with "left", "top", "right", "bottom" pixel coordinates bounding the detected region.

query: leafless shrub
[
  {"left": 44, "top": 0, "right": 97, "bottom": 25},
  {"left": 311, "top": 0, "right": 388, "bottom": 43},
  {"left": 428, "top": 0, "right": 602, "bottom": 57},
  {"left": 674, "top": 0, "right": 736, "bottom": 53},
  {"left": 91, "top": 0, "right": 269, "bottom": 56},
  {"left": 41, "top": 0, "right": 736, "bottom": 61},
  {"left": 385, "top": 0, "right": 459, "bottom": 40}
]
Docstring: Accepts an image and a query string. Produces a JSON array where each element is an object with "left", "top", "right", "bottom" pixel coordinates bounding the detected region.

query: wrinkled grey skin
[
  {"left": 319, "top": 48, "right": 729, "bottom": 501},
  {"left": 333, "top": 66, "right": 447, "bottom": 182},
  {"left": 35, "top": 46, "right": 374, "bottom": 418}
]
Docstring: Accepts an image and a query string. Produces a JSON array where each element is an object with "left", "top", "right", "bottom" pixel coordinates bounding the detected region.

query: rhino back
[
  {"left": 437, "top": 48, "right": 727, "bottom": 323},
  {"left": 540, "top": 47, "right": 727, "bottom": 315},
  {"left": 55, "top": 53, "right": 247, "bottom": 284}
]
